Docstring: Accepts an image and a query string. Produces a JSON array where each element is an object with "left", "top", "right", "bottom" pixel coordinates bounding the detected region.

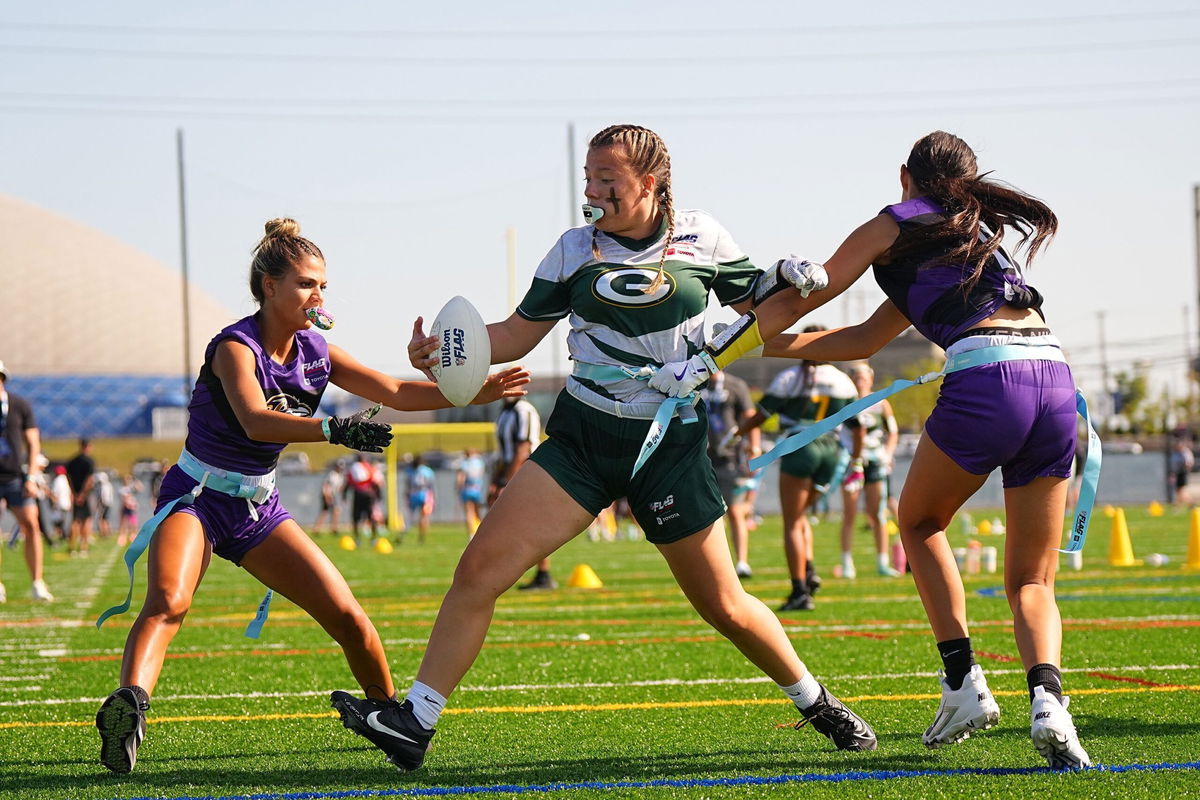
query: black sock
[
  {"left": 937, "top": 638, "right": 976, "bottom": 691},
  {"left": 790, "top": 578, "right": 808, "bottom": 595},
  {"left": 1027, "top": 663, "right": 1063, "bottom": 703}
]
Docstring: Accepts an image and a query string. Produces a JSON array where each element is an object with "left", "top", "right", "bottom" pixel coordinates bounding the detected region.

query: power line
[
  {"left": 0, "top": 91, "right": 1196, "bottom": 123},
  {"left": 3, "top": 76, "right": 1198, "bottom": 110},
  {"left": 2, "top": 35, "right": 1198, "bottom": 67},
  {"left": 1, "top": 8, "right": 1197, "bottom": 39}
]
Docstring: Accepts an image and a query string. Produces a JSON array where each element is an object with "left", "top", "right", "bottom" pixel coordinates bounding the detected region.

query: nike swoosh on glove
[{"left": 647, "top": 352, "right": 717, "bottom": 398}]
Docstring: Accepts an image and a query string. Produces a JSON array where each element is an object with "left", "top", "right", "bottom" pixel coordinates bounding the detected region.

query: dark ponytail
[{"left": 894, "top": 131, "right": 1058, "bottom": 287}]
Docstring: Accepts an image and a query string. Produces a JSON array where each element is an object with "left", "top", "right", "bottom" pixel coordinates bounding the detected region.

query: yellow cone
[
  {"left": 1103, "top": 504, "right": 1116, "bottom": 518},
  {"left": 1108, "top": 508, "right": 1139, "bottom": 567},
  {"left": 339, "top": 535, "right": 357, "bottom": 551},
  {"left": 567, "top": 563, "right": 604, "bottom": 589},
  {"left": 1185, "top": 508, "right": 1200, "bottom": 570},
  {"left": 885, "top": 519, "right": 899, "bottom": 536},
  {"left": 1148, "top": 500, "right": 1165, "bottom": 517},
  {"left": 977, "top": 518, "right": 993, "bottom": 535},
  {"left": 374, "top": 537, "right": 393, "bottom": 555}
]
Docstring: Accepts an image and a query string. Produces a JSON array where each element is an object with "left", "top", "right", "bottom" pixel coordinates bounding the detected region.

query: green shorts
[
  {"left": 530, "top": 391, "right": 726, "bottom": 544},
  {"left": 864, "top": 458, "right": 887, "bottom": 484},
  {"left": 779, "top": 434, "right": 841, "bottom": 488}
]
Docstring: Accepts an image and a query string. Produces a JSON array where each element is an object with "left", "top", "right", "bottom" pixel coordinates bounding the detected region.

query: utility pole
[
  {"left": 176, "top": 128, "right": 193, "bottom": 398},
  {"left": 1098, "top": 310, "right": 1111, "bottom": 429}
]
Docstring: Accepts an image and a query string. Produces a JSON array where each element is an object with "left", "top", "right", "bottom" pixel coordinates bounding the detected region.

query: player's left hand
[
  {"left": 473, "top": 366, "right": 531, "bottom": 404},
  {"left": 326, "top": 404, "right": 393, "bottom": 452},
  {"left": 778, "top": 257, "right": 829, "bottom": 298},
  {"left": 407, "top": 317, "right": 440, "bottom": 381},
  {"left": 648, "top": 353, "right": 716, "bottom": 398}
]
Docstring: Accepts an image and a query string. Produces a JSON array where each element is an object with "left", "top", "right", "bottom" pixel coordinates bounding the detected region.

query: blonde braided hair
[
  {"left": 587, "top": 124, "right": 675, "bottom": 294},
  {"left": 249, "top": 217, "right": 324, "bottom": 304}
]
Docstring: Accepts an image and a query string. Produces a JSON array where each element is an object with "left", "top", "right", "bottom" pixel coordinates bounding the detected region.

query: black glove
[{"left": 324, "top": 404, "right": 392, "bottom": 452}]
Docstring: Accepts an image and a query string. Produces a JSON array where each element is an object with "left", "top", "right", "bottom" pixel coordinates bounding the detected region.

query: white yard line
[{"left": 3, "top": 663, "right": 1196, "bottom": 708}]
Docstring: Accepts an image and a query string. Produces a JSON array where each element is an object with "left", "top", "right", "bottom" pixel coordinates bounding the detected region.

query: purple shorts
[
  {"left": 155, "top": 465, "right": 292, "bottom": 564},
  {"left": 924, "top": 358, "right": 1076, "bottom": 488}
]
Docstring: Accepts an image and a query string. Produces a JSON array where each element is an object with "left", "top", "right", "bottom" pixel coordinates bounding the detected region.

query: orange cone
[
  {"left": 1108, "top": 508, "right": 1139, "bottom": 567},
  {"left": 1185, "top": 508, "right": 1200, "bottom": 570},
  {"left": 567, "top": 564, "right": 604, "bottom": 589}
]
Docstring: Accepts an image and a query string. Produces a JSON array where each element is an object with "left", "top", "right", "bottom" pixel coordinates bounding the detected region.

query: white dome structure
[
  {"left": 1, "top": 193, "right": 232, "bottom": 375},
  {"left": 1, "top": 195, "right": 235, "bottom": 437}
]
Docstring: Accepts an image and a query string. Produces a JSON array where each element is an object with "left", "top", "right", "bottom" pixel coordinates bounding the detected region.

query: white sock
[
  {"left": 404, "top": 681, "right": 447, "bottom": 730},
  {"left": 841, "top": 551, "right": 854, "bottom": 568},
  {"left": 877, "top": 552, "right": 890, "bottom": 570},
  {"left": 779, "top": 671, "right": 823, "bottom": 710}
]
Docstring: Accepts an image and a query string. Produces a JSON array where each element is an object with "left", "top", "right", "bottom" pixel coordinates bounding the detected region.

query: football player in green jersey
[{"left": 359, "top": 124, "right": 875, "bottom": 771}]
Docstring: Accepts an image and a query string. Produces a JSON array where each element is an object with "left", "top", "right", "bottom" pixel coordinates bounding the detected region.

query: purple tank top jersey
[
  {"left": 871, "top": 197, "right": 1044, "bottom": 349},
  {"left": 185, "top": 315, "right": 330, "bottom": 474}
]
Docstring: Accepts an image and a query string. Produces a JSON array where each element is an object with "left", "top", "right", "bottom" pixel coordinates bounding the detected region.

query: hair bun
[{"left": 263, "top": 217, "right": 301, "bottom": 239}]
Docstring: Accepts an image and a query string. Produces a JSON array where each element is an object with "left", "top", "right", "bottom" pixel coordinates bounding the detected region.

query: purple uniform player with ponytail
[
  {"left": 93, "top": 218, "right": 529, "bottom": 775},
  {"left": 654, "top": 131, "right": 1090, "bottom": 770}
]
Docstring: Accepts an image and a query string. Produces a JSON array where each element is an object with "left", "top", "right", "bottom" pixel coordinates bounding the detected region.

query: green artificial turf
[{"left": 1, "top": 505, "right": 1197, "bottom": 799}]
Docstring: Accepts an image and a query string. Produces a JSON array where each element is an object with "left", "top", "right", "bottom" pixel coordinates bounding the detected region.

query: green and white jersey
[
  {"left": 839, "top": 400, "right": 896, "bottom": 463},
  {"left": 517, "top": 209, "right": 761, "bottom": 411},
  {"left": 759, "top": 363, "right": 860, "bottom": 437}
]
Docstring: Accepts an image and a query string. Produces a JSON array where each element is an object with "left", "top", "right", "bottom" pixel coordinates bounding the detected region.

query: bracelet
[{"left": 321, "top": 417, "right": 332, "bottom": 442}]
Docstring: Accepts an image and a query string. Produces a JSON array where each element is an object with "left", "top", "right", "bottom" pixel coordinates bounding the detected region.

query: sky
[{"left": 3, "top": 1, "right": 1199, "bottom": 423}]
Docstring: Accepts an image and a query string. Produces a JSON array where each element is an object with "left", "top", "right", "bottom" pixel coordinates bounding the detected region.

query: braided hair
[
  {"left": 249, "top": 218, "right": 325, "bottom": 304},
  {"left": 587, "top": 124, "right": 675, "bottom": 294}
]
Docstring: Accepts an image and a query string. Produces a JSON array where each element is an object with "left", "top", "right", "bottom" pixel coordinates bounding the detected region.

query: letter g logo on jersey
[{"left": 592, "top": 268, "right": 674, "bottom": 307}]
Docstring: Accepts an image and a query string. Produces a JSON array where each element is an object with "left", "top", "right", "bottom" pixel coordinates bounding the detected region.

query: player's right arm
[{"left": 764, "top": 299, "right": 910, "bottom": 362}]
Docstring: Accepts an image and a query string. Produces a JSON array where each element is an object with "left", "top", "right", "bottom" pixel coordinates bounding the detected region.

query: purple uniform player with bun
[
  {"left": 93, "top": 218, "right": 529, "bottom": 775},
  {"left": 749, "top": 131, "right": 1090, "bottom": 769}
]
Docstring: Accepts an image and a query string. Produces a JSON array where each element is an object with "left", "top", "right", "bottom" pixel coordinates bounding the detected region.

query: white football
[{"left": 429, "top": 296, "right": 492, "bottom": 407}]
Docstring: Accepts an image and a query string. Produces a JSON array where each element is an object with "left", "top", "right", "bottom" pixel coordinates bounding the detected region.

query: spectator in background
[
  {"left": 346, "top": 452, "right": 383, "bottom": 541},
  {"left": 491, "top": 397, "right": 550, "bottom": 590},
  {"left": 94, "top": 470, "right": 115, "bottom": 538},
  {"left": 313, "top": 460, "right": 346, "bottom": 535},
  {"left": 456, "top": 448, "right": 486, "bottom": 538},
  {"left": 49, "top": 465, "right": 72, "bottom": 543},
  {"left": 1171, "top": 435, "right": 1195, "bottom": 508},
  {"left": 700, "top": 369, "right": 760, "bottom": 579},
  {"left": 405, "top": 454, "right": 436, "bottom": 544},
  {"left": 66, "top": 438, "right": 96, "bottom": 556},
  {"left": 0, "top": 360, "right": 54, "bottom": 602},
  {"left": 117, "top": 473, "right": 143, "bottom": 547}
]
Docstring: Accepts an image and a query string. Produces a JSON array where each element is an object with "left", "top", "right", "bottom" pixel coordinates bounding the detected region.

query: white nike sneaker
[
  {"left": 31, "top": 579, "right": 54, "bottom": 602},
  {"left": 922, "top": 664, "right": 1001, "bottom": 748},
  {"left": 1030, "top": 686, "right": 1091, "bottom": 769}
]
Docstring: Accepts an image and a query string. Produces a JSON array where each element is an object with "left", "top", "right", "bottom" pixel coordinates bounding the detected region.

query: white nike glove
[
  {"left": 778, "top": 257, "right": 829, "bottom": 298},
  {"left": 648, "top": 352, "right": 718, "bottom": 398}
]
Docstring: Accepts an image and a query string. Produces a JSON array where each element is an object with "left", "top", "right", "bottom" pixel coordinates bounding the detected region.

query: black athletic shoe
[
  {"left": 795, "top": 684, "right": 878, "bottom": 751},
  {"left": 96, "top": 686, "right": 148, "bottom": 773},
  {"left": 330, "top": 692, "right": 434, "bottom": 771},
  {"left": 807, "top": 571, "right": 823, "bottom": 596},
  {"left": 518, "top": 571, "right": 557, "bottom": 591},
  {"left": 778, "top": 591, "right": 815, "bottom": 612}
]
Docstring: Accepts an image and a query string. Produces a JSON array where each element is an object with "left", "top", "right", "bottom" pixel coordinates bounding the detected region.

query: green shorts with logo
[
  {"left": 779, "top": 434, "right": 842, "bottom": 488},
  {"left": 530, "top": 390, "right": 726, "bottom": 544}
]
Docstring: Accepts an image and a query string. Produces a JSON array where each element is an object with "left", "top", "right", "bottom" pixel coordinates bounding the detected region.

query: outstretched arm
[
  {"left": 751, "top": 213, "right": 900, "bottom": 341},
  {"left": 764, "top": 299, "right": 910, "bottom": 362},
  {"left": 331, "top": 344, "right": 529, "bottom": 411}
]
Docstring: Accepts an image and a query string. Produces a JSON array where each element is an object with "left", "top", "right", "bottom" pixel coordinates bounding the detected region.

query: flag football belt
[
  {"left": 572, "top": 362, "right": 699, "bottom": 479},
  {"left": 750, "top": 344, "right": 1101, "bottom": 553},
  {"left": 96, "top": 449, "right": 279, "bottom": 638}
]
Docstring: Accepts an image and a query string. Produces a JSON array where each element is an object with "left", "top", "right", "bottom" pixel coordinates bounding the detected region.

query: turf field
[{"left": 1, "top": 506, "right": 1198, "bottom": 799}]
